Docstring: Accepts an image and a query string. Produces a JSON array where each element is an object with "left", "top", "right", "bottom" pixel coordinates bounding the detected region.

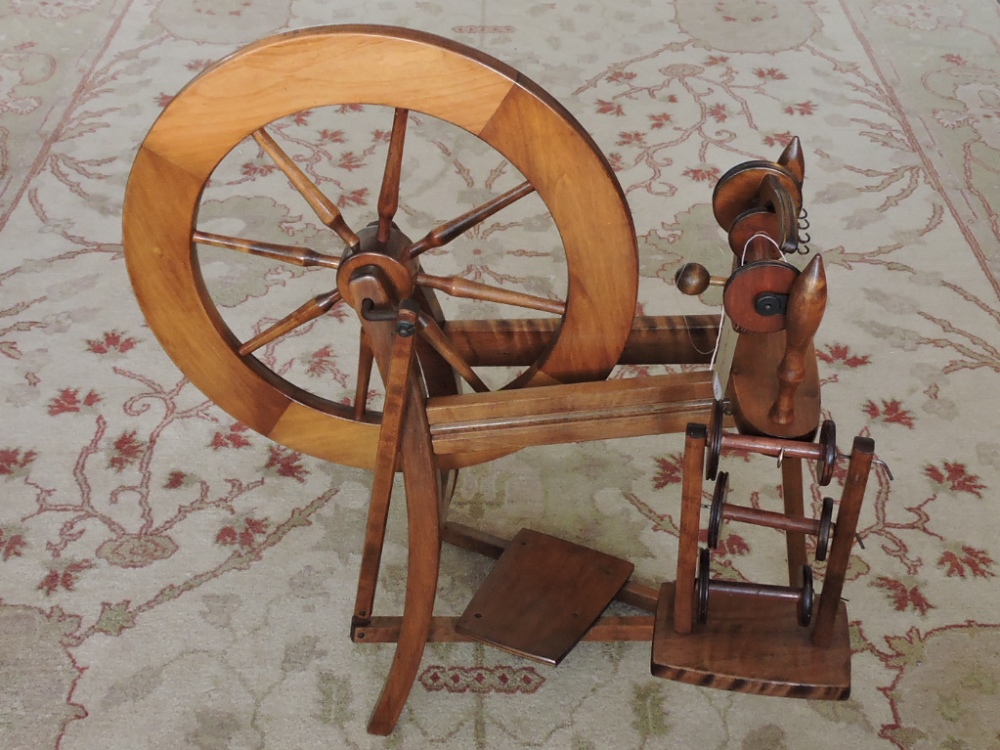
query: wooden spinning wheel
[
  {"left": 122, "top": 25, "right": 638, "bottom": 470},
  {"left": 122, "top": 24, "right": 881, "bottom": 738}
]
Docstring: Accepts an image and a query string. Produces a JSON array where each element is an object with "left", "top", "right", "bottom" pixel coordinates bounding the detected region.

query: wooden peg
[
  {"left": 769, "top": 255, "right": 826, "bottom": 426},
  {"left": 674, "top": 263, "right": 726, "bottom": 295}
]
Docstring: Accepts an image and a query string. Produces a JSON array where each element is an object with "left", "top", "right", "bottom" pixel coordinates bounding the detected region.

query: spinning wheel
[
  {"left": 122, "top": 25, "right": 638, "bottom": 471},
  {"left": 121, "top": 24, "right": 880, "bottom": 737}
]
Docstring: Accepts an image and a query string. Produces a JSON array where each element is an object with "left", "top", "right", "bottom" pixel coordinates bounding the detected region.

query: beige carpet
[{"left": 2, "top": 1, "right": 999, "bottom": 748}]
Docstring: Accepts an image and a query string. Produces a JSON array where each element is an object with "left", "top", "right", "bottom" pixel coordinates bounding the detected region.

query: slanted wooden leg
[
  {"left": 367, "top": 374, "right": 441, "bottom": 735},
  {"left": 781, "top": 456, "right": 807, "bottom": 589},
  {"left": 353, "top": 303, "right": 419, "bottom": 625},
  {"left": 341, "top": 270, "right": 444, "bottom": 735}
]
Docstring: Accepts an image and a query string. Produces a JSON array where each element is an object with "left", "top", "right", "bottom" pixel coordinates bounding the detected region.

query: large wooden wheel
[{"left": 123, "top": 25, "right": 638, "bottom": 470}]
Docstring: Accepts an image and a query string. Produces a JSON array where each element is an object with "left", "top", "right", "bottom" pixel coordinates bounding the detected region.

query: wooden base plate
[
  {"left": 456, "top": 528, "right": 633, "bottom": 665},
  {"left": 651, "top": 582, "right": 851, "bottom": 699}
]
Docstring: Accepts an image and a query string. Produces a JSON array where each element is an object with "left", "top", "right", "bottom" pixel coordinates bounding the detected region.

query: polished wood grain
[
  {"left": 812, "top": 436, "right": 874, "bottom": 648},
  {"left": 441, "top": 521, "right": 661, "bottom": 613},
  {"left": 338, "top": 273, "right": 443, "bottom": 736},
  {"left": 426, "top": 371, "right": 715, "bottom": 455},
  {"left": 253, "top": 127, "right": 361, "bottom": 248},
  {"left": 237, "top": 290, "right": 341, "bottom": 356},
  {"left": 193, "top": 230, "right": 341, "bottom": 269},
  {"left": 781, "top": 457, "right": 808, "bottom": 587},
  {"left": 123, "top": 25, "right": 637, "bottom": 472},
  {"left": 405, "top": 180, "right": 535, "bottom": 259},
  {"left": 455, "top": 529, "right": 633, "bottom": 664},
  {"left": 777, "top": 136, "right": 805, "bottom": 182},
  {"left": 353, "top": 302, "right": 418, "bottom": 625},
  {"left": 770, "top": 255, "right": 827, "bottom": 425},
  {"left": 728, "top": 330, "right": 821, "bottom": 440},
  {"left": 440, "top": 314, "right": 719, "bottom": 367},
  {"left": 416, "top": 271, "right": 565, "bottom": 315},
  {"left": 123, "top": 24, "right": 848, "bottom": 734},
  {"left": 415, "top": 311, "right": 489, "bottom": 393},
  {"left": 674, "top": 424, "right": 708, "bottom": 634},
  {"left": 652, "top": 582, "right": 850, "bottom": 699},
  {"left": 723, "top": 260, "right": 799, "bottom": 334},
  {"left": 376, "top": 108, "right": 408, "bottom": 246},
  {"left": 353, "top": 615, "right": 655, "bottom": 644}
]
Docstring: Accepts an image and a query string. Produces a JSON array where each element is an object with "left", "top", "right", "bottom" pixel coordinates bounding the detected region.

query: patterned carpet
[{"left": 2, "top": 1, "right": 999, "bottom": 748}]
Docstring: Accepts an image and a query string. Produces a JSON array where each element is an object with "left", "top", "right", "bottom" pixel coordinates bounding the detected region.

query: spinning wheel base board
[{"left": 651, "top": 582, "right": 851, "bottom": 699}]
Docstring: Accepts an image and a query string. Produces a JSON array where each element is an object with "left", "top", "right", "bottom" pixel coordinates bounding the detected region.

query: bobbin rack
[{"left": 121, "top": 26, "right": 882, "bottom": 735}]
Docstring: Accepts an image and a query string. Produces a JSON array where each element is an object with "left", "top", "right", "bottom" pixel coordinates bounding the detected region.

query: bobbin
[
  {"left": 707, "top": 473, "right": 835, "bottom": 563},
  {"left": 696, "top": 548, "right": 814, "bottom": 627},
  {"left": 706, "top": 400, "right": 838, "bottom": 485}
]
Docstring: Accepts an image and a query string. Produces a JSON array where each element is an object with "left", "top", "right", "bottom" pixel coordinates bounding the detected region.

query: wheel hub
[{"left": 337, "top": 223, "right": 417, "bottom": 311}]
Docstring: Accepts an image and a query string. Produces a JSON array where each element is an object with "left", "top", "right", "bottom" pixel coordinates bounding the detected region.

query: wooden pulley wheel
[
  {"left": 122, "top": 25, "right": 638, "bottom": 471},
  {"left": 696, "top": 547, "right": 712, "bottom": 625},
  {"left": 707, "top": 471, "right": 729, "bottom": 548},
  {"left": 723, "top": 260, "right": 799, "bottom": 334},
  {"left": 706, "top": 399, "right": 726, "bottom": 480},
  {"left": 817, "top": 419, "right": 838, "bottom": 486},
  {"left": 815, "top": 497, "right": 834, "bottom": 562},
  {"left": 798, "top": 565, "right": 814, "bottom": 627},
  {"left": 712, "top": 160, "right": 802, "bottom": 233}
]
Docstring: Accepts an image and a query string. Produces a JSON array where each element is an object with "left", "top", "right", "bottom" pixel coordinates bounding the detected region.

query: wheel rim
[{"left": 123, "top": 25, "right": 638, "bottom": 470}]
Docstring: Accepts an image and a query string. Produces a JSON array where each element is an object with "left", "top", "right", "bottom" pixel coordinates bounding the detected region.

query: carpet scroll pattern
[{"left": 1, "top": 0, "right": 999, "bottom": 748}]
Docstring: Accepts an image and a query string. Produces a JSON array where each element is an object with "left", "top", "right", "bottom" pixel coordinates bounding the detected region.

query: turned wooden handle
[{"left": 769, "top": 255, "right": 826, "bottom": 425}]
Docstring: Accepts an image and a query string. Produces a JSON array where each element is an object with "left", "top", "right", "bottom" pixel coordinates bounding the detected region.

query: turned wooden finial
[
  {"left": 769, "top": 255, "right": 826, "bottom": 425},
  {"left": 777, "top": 136, "right": 805, "bottom": 183},
  {"left": 674, "top": 263, "right": 726, "bottom": 295}
]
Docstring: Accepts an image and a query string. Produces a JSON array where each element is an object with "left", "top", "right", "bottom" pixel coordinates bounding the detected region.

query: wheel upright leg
[{"left": 367, "top": 376, "right": 442, "bottom": 734}]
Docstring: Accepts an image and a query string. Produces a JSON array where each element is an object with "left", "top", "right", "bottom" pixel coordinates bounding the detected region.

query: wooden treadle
[
  {"left": 456, "top": 528, "right": 634, "bottom": 665},
  {"left": 651, "top": 582, "right": 851, "bottom": 698}
]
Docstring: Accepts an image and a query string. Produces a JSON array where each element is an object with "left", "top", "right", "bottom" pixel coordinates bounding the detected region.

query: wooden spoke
[
  {"left": 417, "top": 312, "right": 489, "bottom": 393},
  {"left": 377, "top": 108, "right": 409, "bottom": 245},
  {"left": 238, "top": 290, "right": 341, "bottom": 356},
  {"left": 252, "top": 128, "right": 361, "bottom": 248},
  {"left": 406, "top": 180, "right": 535, "bottom": 260},
  {"left": 193, "top": 230, "right": 340, "bottom": 270},
  {"left": 416, "top": 272, "right": 565, "bottom": 315},
  {"left": 354, "top": 330, "right": 375, "bottom": 420}
]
